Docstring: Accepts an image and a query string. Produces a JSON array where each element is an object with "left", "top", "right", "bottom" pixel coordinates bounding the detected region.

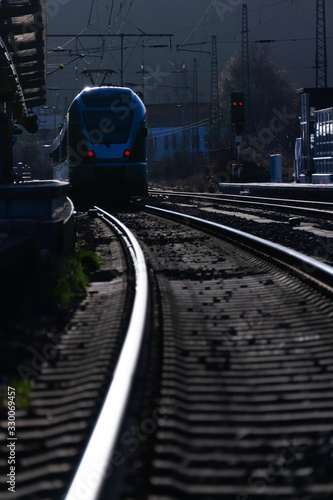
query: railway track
[
  {"left": 0, "top": 210, "right": 148, "bottom": 500},
  {"left": 145, "top": 191, "right": 333, "bottom": 269},
  {"left": 65, "top": 208, "right": 149, "bottom": 500},
  {"left": 70, "top": 204, "right": 333, "bottom": 499},
  {"left": 149, "top": 188, "right": 333, "bottom": 221},
  {"left": 2, "top": 204, "right": 333, "bottom": 499}
]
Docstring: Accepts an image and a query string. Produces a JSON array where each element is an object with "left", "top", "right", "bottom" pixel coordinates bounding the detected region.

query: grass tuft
[
  {"left": 50, "top": 255, "right": 87, "bottom": 309},
  {"left": 49, "top": 245, "right": 101, "bottom": 310}
]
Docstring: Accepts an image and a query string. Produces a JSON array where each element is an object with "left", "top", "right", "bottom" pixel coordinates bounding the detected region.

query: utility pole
[
  {"left": 209, "top": 35, "right": 220, "bottom": 153},
  {"left": 241, "top": 4, "right": 250, "bottom": 126},
  {"left": 192, "top": 58, "right": 199, "bottom": 152},
  {"left": 316, "top": 0, "right": 327, "bottom": 88}
]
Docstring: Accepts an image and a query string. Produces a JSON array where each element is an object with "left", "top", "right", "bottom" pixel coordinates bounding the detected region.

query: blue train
[{"left": 51, "top": 86, "right": 148, "bottom": 198}]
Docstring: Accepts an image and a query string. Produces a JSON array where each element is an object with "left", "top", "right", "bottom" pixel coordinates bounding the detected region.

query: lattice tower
[
  {"left": 209, "top": 35, "right": 220, "bottom": 149},
  {"left": 241, "top": 3, "right": 250, "bottom": 125},
  {"left": 316, "top": 0, "right": 327, "bottom": 87},
  {"left": 192, "top": 58, "right": 199, "bottom": 151}
]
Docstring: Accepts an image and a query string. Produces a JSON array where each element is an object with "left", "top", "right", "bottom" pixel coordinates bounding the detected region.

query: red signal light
[
  {"left": 88, "top": 150, "right": 95, "bottom": 157},
  {"left": 231, "top": 92, "right": 245, "bottom": 133},
  {"left": 124, "top": 149, "right": 131, "bottom": 157}
]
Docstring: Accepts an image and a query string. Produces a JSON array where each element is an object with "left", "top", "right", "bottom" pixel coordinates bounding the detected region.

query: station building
[{"left": 297, "top": 87, "right": 333, "bottom": 183}]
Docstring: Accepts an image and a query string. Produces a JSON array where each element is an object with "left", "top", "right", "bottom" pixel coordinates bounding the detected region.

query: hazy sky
[{"left": 46, "top": 0, "right": 333, "bottom": 108}]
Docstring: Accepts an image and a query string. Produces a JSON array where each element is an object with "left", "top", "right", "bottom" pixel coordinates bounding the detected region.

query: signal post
[{"left": 231, "top": 92, "right": 245, "bottom": 179}]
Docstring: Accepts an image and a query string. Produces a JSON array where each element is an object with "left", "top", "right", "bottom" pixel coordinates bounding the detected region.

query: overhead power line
[{"left": 47, "top": 33, "right": 173, "bottom": 83}]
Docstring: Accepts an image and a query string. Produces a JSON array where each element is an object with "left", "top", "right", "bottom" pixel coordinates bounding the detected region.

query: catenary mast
[
  {"left": 316, "top": 0, "right": 327, "bottom": 87},
  {"left": 209, "top": 35, "right": 220, "bottom": 152},
  {"left": 241, "top": 3, "right": 250, "bottom": 127}
]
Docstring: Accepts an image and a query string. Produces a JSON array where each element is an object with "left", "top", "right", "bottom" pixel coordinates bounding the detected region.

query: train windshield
[{"left": 82, "top": 110, "right": 134, "bottom": 145}]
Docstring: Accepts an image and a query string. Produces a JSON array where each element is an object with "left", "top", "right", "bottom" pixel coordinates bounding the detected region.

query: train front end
[{"left": 68, "top": 86, "right": 148, "bottom": 198}]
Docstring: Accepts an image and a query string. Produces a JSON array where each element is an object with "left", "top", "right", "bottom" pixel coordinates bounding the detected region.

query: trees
[{"left": 219, "top": 46, "right": 300, "bottom": 172}]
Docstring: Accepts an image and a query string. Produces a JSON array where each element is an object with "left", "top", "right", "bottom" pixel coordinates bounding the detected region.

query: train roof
[{"left": 70, "top": 86, "right": 145, "bottom": 110}]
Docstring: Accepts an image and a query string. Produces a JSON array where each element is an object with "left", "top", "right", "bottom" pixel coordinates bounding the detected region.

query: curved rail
[
  {"left": 65, "top": 207, "right": 149, "bottom": 500},
  {"left": 143, "top": 203, "right": 333, "bottom": 291}
]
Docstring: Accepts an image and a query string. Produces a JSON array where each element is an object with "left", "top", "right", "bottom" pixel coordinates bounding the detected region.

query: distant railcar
[{"left": 51, "top": 86, "right": 148, "bottom": 198}]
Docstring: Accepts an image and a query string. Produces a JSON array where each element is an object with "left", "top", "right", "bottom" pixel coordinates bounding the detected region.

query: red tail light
[
  {"left": 88, "top": 150, "right": 95, "bottom": 158},
  {"left": 124, "top": 149, "right": 131, "bottom": 157}
]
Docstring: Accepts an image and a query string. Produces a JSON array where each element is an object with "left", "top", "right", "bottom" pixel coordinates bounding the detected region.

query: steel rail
[
  {"left": 150, "top": 187, "right": 333, "bottom": 208},
  {"left": 143, "top": 203, "right": 333, "bottom": 291},
  {"left": 65, "top": 207, "right": 149, "bottom": 500},
  {"left": 149, "top": 189, "right": 333, "bottom": 219},
  {"left": 215, "top": 192, "right": 333, "bottom": 210}
]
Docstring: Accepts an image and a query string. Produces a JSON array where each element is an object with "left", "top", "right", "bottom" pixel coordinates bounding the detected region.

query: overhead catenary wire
[
  {"left": 179, "top": 0, "right": 215, "bottom": 49},
  {"left": 47, "top": 0, "right": 299, "bottom": 66},
  {"left": 46, "top": 0, "right": 329, "bottom": 100},
  {"left": 87, "top": 0, "right": 95, "bottom": 26},
  {"left": 108, "top": 0, "right": 115, "bottom": 28}
]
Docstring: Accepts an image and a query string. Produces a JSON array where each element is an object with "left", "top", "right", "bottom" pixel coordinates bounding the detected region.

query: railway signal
[
  {"left": 231, "top": 92, "right": 245, "bottom": 135},
  {"left": 231, "top": 92, "right": 245, "bottom": 179}
]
